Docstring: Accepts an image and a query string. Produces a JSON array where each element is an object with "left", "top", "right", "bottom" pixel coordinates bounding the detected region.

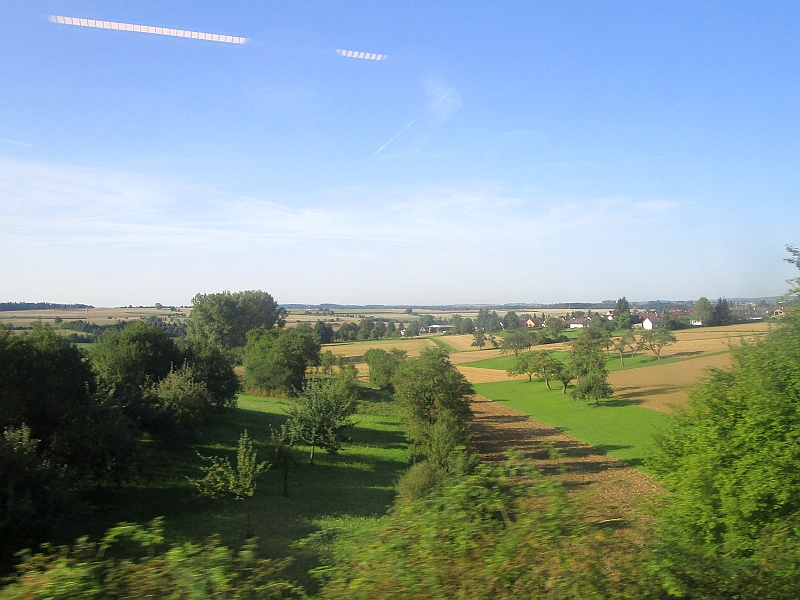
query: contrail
[
  {"left": 374, "top": 91, "right": 452, "bottom": 155},
  {"left": 48, "top": 15, "right": 248, "bottom": 44}
]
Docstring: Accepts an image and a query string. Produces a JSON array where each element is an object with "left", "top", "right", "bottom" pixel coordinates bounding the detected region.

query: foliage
[
  {"left": 194, "top": 431, "right": 270, "bottom": 538},
  {"left": 499, "top": 329, "right": 536, "bottom": 357},
  {"left": 503, "top": 310, "right": 519, "bottom": 330},
  {"left": 190, "top": 290, "right": 288, "bottom": 350},
  {"left": 363, "top": 348, "right": 407, "bottom": 391},
  {"left": 544, "top": 315, "right": 566, "bottom": 340},
  {"left": 180, "top": 339, "right": 241, "bottom": 409},
  {"left": 568, "top": 329, "right": 607, "bottom": 380},
  {"left": 244, "top": 327, "right": 321, "bottom": 393},
  {"left": 90, "top": 320, "right": 183, "bottom": 394},
  {"left": 471, "top": 328, "right": 486, "bottom": 349},
  {"left": 285, "top": 379, "right": 358, "bottom": 465},
  {"left": 149, "top": 364, "right": 213, "bottom": 432},
  {"left": 0, "top": 326, "right": 138, "bottom": 485},
  {"left": 314, "top": 320, "right": 335, "bottom": 344},
  {"left": 571, "top": 371, "right": 614, "bottom": 406},
  {"left": 0, "top": 519, "right": 302, "bottom": 599},
  {"left": 692, "top": 297, "right": 712, "bottom": 326},
  {"left": 0, "top": 426, "right": 69, "bottom": 571},
  {"left": 614, "top": 297, "right": 632, "bottom": 330},
  {"left": 648, "top": 305, "right": 800, "bottom": 596},
  {"left": 392, "top": 348, "right": 474, "bottom": 460},
  {"left": 710, "top": 297, "right": 732, "bottom": 326},
  {"left": 268, "top": 424, "right": 300, "bottom": 497},
  {"left": 637, "top": 328, "right": 677, "bottom": 359},
  {"left": 319, "top": 458, "right": 651, "bottom": 600},
  {"left": 612, "top": 331, "right": 636, "bottom": 366}
]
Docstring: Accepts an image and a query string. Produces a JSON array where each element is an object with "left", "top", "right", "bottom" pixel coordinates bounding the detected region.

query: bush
[
  {"left": 180, "top": 341, "right": 240, "bottom": 409},
  {"left": 0, "top": 426, "right": 69, "bottom": 571},
  {"left": 0, "top": 519, "right": 302, "bottom": 599},
  {"left": 395, "top": 460, "right": 445, "bottom": 503},
  {"left": 244, "top": 327, "right": 320, "bottom": 394},
  {"left": 149, "top": 365, "right": 213, "bottom": 433}
]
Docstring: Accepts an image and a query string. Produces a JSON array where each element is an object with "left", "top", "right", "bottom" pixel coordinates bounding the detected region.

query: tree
[
  {"left": 553, "top": 361, "right": 574, "bottom": 394},
  {"left": 568, "top": 330, "right": 607, "bottom": 381},
  {"left": 571, "top": 372, "right": 614, "bottom": 407},
  {"left": 471, "top": 328, "right": 486, "bottom": 350},
  {"left": 194, "top": 430, "right": 270, "bottom": 538},
  {"left": 0, "top": 425, "right": 69, "bottom": 570},
  {"left": 451, "top": 314, "right": 463, "bottom": 334},
  {"left": 285, "top": 379, "right": 357, "bottom": 465},
  {"left": 269, "top": 424, "right": 299, "bottom": 497},
  {"left": 500, "top": 329, "right": 536, "bottom": 358},
  {"left": 459, "top": 317, "right": 475, "bottom": 334},
  {"left": 148, "top": 364, "right": 213, "bottom": 433},
  {"left": 637, "top": 328, "right": 677, "bottom": 359},
  {"left": 544, "top": 316, "right": 566, "bottom": 340},
  {"left": 611, "top": 331, "right": 636, "bottom": 367},
  {"left": 189, "top": 290, "right": 287, "bottom": 350},
  {"left": 392, "top": 347, "right": 474, "bottom": 459},
  {"left": 692, "top": 296, "right": 712, "bottom": 326},
  {"left": 503, "top": 310, "right": 520, "bottom": 330},
  {"left": 363, "top": 348, "right": 407, "bottom": 391},
  {"left": 91, "top": 321, "right": 183, "bottom": 395},
  {"left": 649, "top": 292, "right": 800, "bottom": 596},
  {"left": 314, "top": 320, "right": 334, "bottom": 344},
  {"left": 532, "top": 350, "right": 561, "bottom": 389},
  {"left": 179, "top": 340, "right": 240, "bottom": 409},
  {"left": 711, "top": 297, "right": 732, "bottom": 326},
  {"left": 244, "top": 327, "right": 321, "bottom": 393}
]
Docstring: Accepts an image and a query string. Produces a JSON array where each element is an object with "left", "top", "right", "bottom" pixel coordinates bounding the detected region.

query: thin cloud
[{"left": 2, "top": 138, "right": 34, "bottom": 148}]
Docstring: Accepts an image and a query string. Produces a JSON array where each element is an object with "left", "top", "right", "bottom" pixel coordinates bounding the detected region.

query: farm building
[
  {"left": 427, "top": 324, "right": 454, "bottom": 333},
  {"left": 566, "top": 318, "right": 591, "bottom": 329},
  {"left": 525, "top": 317, "right": 544, "bottom": 328}
]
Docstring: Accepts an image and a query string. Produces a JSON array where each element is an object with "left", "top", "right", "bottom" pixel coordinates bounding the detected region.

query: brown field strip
[
  {"left": 608, "top": 352, "right": 732, "bottom": 412},
  {"left": 469, "top": 397, "right": 660, "bottom": 515},
  {"left": 321, "top": 338, "right": 437, "bottom": 359}
]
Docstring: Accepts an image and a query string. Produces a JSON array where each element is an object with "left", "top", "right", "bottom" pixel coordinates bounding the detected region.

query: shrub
[{"left": 150, "top": 364, "right": 213, "bottom": 432}]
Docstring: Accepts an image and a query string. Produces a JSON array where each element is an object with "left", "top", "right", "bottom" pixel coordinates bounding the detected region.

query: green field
[
  {"left": 474, "top": 380, "right": 669, "bottom": 468},
  {"left": 464, "top": 349, "right": 722, "bottom": 372},
  {"left": 430, "top": 337, "right": 460, "bottom": 353},
  {"left": 62, "top": 394, "right": 408, "bottom": 591}
]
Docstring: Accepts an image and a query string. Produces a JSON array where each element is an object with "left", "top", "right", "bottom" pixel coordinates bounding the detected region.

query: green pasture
[
  {"left": 474, "top": 380, "right": 669, "bottom": 469},
  {"left": 62, "top": 394, "right": 408, "bottom": 592},
  {"left": 464, "top": 349, "right": 724, "bottom": 372},
  {"left": 430, "top": 337, "right": 460, "bottom": 353}
]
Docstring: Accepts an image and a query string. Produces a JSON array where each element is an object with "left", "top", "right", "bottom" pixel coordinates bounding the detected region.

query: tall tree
[
  {"left": 392, "top": 347, "right": 473, "bottom": 458},
  {"left": 692, "top": 296, "right": 713, "bottom": 326},
  {"left": 471, "top": 328, "right": 486, "bottom": 350},
  {"left": 711, "top": 297, "right": 732, "bottom": 326},
  {"left": 544, "top": 316, "right": 566, "bottom": 340},
  {"left": 314, "top": 320, "right": 334, "bottom": 344},
  {"left": 244, "top": 327, "right": 321, "bottom": 393},
  {"left": 189, "top": 290, "right": 287, "bottom": 350},
  {"left": 503, "top": 310, "right": 520, "bottom": 330}
]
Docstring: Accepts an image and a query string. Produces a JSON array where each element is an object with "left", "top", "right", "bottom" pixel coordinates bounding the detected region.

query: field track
[{"left": 469, "top": 396, "right": 660, "bottom": 515}]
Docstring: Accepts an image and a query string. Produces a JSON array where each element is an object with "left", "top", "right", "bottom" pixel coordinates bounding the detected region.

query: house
[
  {"left": 774, "top": 308, "right": 787, "bottom": 318},
  {"left": 428, "top": 324, "right": 454, "bottom": 333},
  {"left": 566, "top": 318, "right": 591, "bottom": 329},
  {"left": 525, "top": 317, "right": 544, "bottom": 328},
  {"left": 642, "top": 316, "right": 662, "bottom": 330}
]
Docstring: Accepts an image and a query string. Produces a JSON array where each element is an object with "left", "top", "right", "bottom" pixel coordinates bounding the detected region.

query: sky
[{"left": 1, "top": 1, "right": 799, "bottom": 307}]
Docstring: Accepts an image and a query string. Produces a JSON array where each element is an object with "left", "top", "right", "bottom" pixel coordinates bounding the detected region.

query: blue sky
[{"left": 2, "top": 1, "right": 799, "bottom": 306}]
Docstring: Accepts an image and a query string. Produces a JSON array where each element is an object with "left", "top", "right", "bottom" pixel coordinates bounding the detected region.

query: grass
[
  {"left": 61, "top": 393, "right": 408, "bottom": 592},
  {"left": 430, "top": 337, "right": 460, "bottom": 353},
  {"left": 474, "top": 380, "right": 670, "bottom": 469},
  {"left": 463, "top": 349, "right": 727, "bottom": 372}
]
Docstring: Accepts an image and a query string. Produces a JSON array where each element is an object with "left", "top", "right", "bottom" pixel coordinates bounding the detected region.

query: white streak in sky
[
  {"left": 2, "top": 139, "right": 34, "bottom": 148},
  {"left": 374, "top": 91, "right": 452, "bottom": 156},
  {"left": 48, "top": 15, "right": 248, "bottom": 44},
  {"left": 336, "top": 49, "right": 386, "bottom": 61}
]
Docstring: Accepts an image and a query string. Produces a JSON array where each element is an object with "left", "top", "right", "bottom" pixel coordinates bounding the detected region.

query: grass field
[
  {"left": 60, "top": 393, "right": 408, "bottom": 592},
  {"left": 322, "top": 337, "right": 436, "bottom": 359},
  {"left": 474, "top": 380, "right": 669, "bottom": 468}
]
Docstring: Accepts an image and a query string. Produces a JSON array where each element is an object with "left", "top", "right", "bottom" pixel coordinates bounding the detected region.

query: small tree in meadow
[
  {"left": 286, "top": 379, "right": 357, "bottom": 465},
  {"left": 637, "top": 328, "right": 677, "bottom": 359},
  {"left": 269, "top": 423, "right": 299, "bottom": 497},
  {"left": 612, "top": 331, "right": 637, "bottom": 367},
  {"left": 571, "top": 371, "right": 614, "bottom": 407},
  {"left": 193, "top": 430, "right": 269, "bottom": 538}
]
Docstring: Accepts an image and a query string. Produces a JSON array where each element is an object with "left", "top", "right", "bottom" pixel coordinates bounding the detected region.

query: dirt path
[{"left": 469, "top": 396, "right": 660, "bottom": 516}]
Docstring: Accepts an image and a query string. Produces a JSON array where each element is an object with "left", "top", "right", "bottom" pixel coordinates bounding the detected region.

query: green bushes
[
  {"left": 321, "top": 459, "right": 650, "bottom": 599},
  {"left": 363, "top": 348, "right": 406, "bottom": 391},
  {"left": 149, "top": 364, "right": 214, "bottom": 432},
  {"left": 0, "top": 519, "right": 302, "bottom": 599},
  {"left": 244, "top": 327, "right": 321, "bottom": 394}
]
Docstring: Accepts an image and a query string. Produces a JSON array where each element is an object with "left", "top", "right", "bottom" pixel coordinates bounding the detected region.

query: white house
[{"left": 642, "top": 316, "right": 662, "bottom": 330}]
